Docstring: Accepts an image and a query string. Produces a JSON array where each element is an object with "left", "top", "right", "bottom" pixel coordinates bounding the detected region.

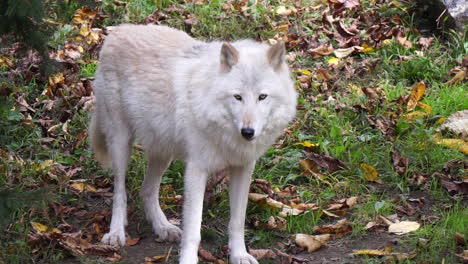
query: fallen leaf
[
  {"left": 454, "top": 232, "right": 465, "bottom": 245},
  {"left": 445, "top": 70, "right": 466, "bottom": 86},
  {"left": 295, "top": 233, "right": 330, "bottom": 252},
  {"left": 279, "top": 207, "right": 304, "bottom": 217},
  {"left": 440, "top": 110, "right": 468, "bottom": 140},
  {"left": 296, "top": 140, "right": 318, "bottom": 148},
  {"left": 361, "top": 43, "right": 374, "bottom": 52},
  {"left": 353, "top": 249, "right": 388, "bottom": 256},
  {"left": 248, "top": 248, "right": 277, "bottom": 259},
  {"left": 70, "top": 182, "right": 98, "bottom": 193},
  {"left": 266, "top": 216, "right": 287, "bottom": 231},
  {"left": 360, "top": 163, "right": 382, "bottom": 183},
  {"left": 31, "top": 222, "right": 48, "bottom": 234},
  {"left": 407, "top": 81, "right": 426, "bottom": 110},
  {"left": 125, "top": 236, "right": 140, "bottom": 246},
  {"left": 455, "top": 250, "right": 468, "bottom": 262},
  {"left": 418, "top": 37, "right": 434, "bottom": 48},
  {"left": 327, "top": 57, "right": 340, "bottom": 65},
  {"left": 391, "top": 151, "right": 409, "bottom": 176},
  {"left": 299, "top": 159, "right": 320, "bottom": 174},
  {"left": 334, "top": 46, "right": 360, "bottom": 58},
  {"left": 304, "top": 152, "right": 349, "bottom": 172},
  {"left": 309, "top": 43, "right": 334, "bottom": 58},
  {"left": 433, "top": 136, "right": 468, "bottom": 154},
  {"left": 314, "top": 219, "right": 352, "bottom": 237},
  {"left": 388, "top": 221, "right": 420, "bottom": 234},
  {"left": 198, "top": 247, "right": 217, "bottom": 262}
]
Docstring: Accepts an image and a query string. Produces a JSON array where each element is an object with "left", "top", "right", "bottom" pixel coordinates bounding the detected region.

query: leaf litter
[{"left": 2, "top": 0, "right": 466, "bottom": 263}]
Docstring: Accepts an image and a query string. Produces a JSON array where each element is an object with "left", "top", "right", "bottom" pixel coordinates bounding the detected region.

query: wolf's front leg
[
  {"left": 179, "top": 163, "right": 208, "bottom": 264},
  {"left": 228, "top": 162, "right": 259, "bottom": 264}
]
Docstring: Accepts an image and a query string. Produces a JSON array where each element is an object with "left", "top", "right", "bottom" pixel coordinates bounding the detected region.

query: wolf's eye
[
  {"left": 234, "top": 94, "right": 242, "bottom": 101},
  {"left": 258, "top": 94, "right": 268, "bottom": 101}
]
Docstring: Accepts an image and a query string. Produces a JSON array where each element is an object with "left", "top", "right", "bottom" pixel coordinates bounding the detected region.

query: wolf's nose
[{"left": 241, "top": 128, "right": 255, "bottom": 140}]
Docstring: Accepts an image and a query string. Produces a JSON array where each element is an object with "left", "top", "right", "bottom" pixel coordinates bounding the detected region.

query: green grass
[
  {"left": 408, "top": 205, "right": 468, "bottom": 263},
  {"left": 1, "top": 0, "right": 467, "bottom": 263}
]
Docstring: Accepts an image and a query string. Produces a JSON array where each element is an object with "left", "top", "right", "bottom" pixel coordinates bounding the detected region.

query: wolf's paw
[
  {"left": 230, "top": 252, "right": 259, "bottom": 264},
  {"left": 101, "top": 230, "right": 126, "bottom": 247},
  {"left": 154, "top": 224, "right": 182, "bottom": 242}
]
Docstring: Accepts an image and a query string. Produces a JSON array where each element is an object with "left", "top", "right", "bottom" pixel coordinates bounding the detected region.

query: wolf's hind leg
[
  {"left": 140, "top": 154, "right": 181, "bottom": 242},
  {"left": 101, "top": 129, "right": 133, "bottom": 247}
]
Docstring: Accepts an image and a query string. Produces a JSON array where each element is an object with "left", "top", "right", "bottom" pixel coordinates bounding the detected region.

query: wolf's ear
[
  {"left": 220, "top": 42, "right": 239, "bottom": 72},
  {"left": 267, "top": 41, "right": 286, "bottom": 71}
]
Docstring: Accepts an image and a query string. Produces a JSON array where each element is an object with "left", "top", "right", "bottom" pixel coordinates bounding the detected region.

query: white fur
[{"left": 89, "top": 24, "right": 297, "bottom": 264}]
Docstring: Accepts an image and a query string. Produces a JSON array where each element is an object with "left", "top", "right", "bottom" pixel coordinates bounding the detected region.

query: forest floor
[{"left": 0, "top": 0, "right": 467, "bottom": 263}]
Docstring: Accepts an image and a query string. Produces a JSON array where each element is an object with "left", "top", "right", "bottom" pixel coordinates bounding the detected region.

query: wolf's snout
[{"left": 241, "top": 128, "right": 255, "bottom": 140}]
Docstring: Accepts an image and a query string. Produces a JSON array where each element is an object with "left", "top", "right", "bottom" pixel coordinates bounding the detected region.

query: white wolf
[{"left": 89, "top": 24, "right": 297, "bottom": 264}]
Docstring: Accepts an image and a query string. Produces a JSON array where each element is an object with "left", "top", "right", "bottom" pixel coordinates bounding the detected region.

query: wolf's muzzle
[{"left": 241, "top": 128, "right": 255, "bottom": 140}]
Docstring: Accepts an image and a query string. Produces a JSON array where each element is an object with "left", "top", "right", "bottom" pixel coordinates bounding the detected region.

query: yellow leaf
[
  {"left": 433, "top": 137, "right": 468, "bottom": 154},
  {"left": 79, "top": 24, "right": 90, "bottom": 37},
  {"left": 327, "top": 57, "right": 340, "bottom": 65},
  {"left": 360, "top": 163, "right": 382, "bottom": 183},
  {"left": 70, "top": 182, "right": 97, "bottom": 193},
  {"left": 296, "top": 140, "right": 318, "bottom": 148},
  {"left": 417, "top": 102, "right": 431, "bottom": 114},
  {"left": 293, "top": 69, "right": 312, "bottom": 75},
  {"left": 361, "top": 43, "right": 374, "bottom": 52},
  {"left": 403, "top": 111, "right": 427, "bottom": 120},
  {"left": 48, "top": 73, "right": 64, "bottom": 86},
  {"left": 39, "top": 160, "right": 53, "bottom": 170},
  {"left": 436, "top": 117, "right": 447, "bottom": 125},
  {"left": 407, "top": 81, "right": 426, "bottom": 110},
  {"left": 31, "top": 222, "right": 48, "bottom": 234},
  {"left": 445, "top": 70, "right": 466, "bottom": 86},
  {"left": 382, "top": 39, "right": 393, "bottom": 46},
  {"left": 353, "top": 249, "right": 388, "bottom": 256}
]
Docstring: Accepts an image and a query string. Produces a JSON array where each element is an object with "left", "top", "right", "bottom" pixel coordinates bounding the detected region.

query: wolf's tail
[{"left": 89, "top": 112, "right": 111, "bottom": 168}]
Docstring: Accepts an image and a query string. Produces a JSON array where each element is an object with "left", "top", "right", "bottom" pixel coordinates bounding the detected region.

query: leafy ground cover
[{"left": 0, "top": 0, "right": 467, "bottom": 263}]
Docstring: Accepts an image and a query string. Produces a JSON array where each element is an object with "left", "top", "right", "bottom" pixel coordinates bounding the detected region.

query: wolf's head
[{"left": 208, "top": 40, "right": 297, "bottom": 143}]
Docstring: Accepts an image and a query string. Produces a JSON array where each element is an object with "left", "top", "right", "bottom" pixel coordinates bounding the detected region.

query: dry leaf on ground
[
  {"left": 388, "top": 221, "right": 420, "bottom": 234},
  {"left": 440, "top": 110, "right": 468, "bottom": 140},
  {"left": 360, "top": 163, "right": 382, "bottom": 183},
  {"left": 314, "top": 219, "right": 352, "bottom": 237},
  {"left": 304, "top": 152, "right": 349, "bottom": 172},
  {"left": 407, "top": 81, "right": 426, "bottom": 110},
  {"left": 295, "top": 233, "right": 330, "bottom": 252}
]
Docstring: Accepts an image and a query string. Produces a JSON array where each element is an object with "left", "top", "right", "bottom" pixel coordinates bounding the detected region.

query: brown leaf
[
  {"left": 440, "top": 110, "right": 468, "bottom": 140},
  {"left": 303, "top": 152, "right": 349, "bottom": 172},
  {"left": 455, "top": 250, "right": 468, "bottom": 263},
  {"left": 388, "top": 221, "right": 420, "bottom": 235},
  {"left": 454, "top": 232, "right": 466, "bottom": 245},
  {"left": 308, "top": 43, "right": 334, "bottom": 58},
  {"left": 266, "top": 216, "right": 287, "bottom": 231},
  {"left": 314, "top": 219, "right": 352, "bottom": 237},
  {"left": 362, "top": 87, "right": 379, "bottom": 102},
  {"left": 198, "top": 247, "right": 217, "bottom": 262},
  {"left": 125, "top": 236, "right": 140, "bottom": 246},
  {"left": 366, "top": 114, "right": 396, "bottom": 141},
  {"left": 248, "top": 248, "right": 277, "bottom": 259},
  {"left": 391, "top": 151, "right": 409, "bottom": 176},
  {"left": 315, "top": 68, "right": 334, "bottom": 81},
  {"left": 418, "top": 37, "right": 434, "bottom": 49},
  {"left": 295, "top": 233, "right": 330, "bottom": 252},
  {"left": 445, "top": 70, "right": 466, "bottom": 86},
  {"left": 184, "top": 17, "right": 199, "bottom": 25}
]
